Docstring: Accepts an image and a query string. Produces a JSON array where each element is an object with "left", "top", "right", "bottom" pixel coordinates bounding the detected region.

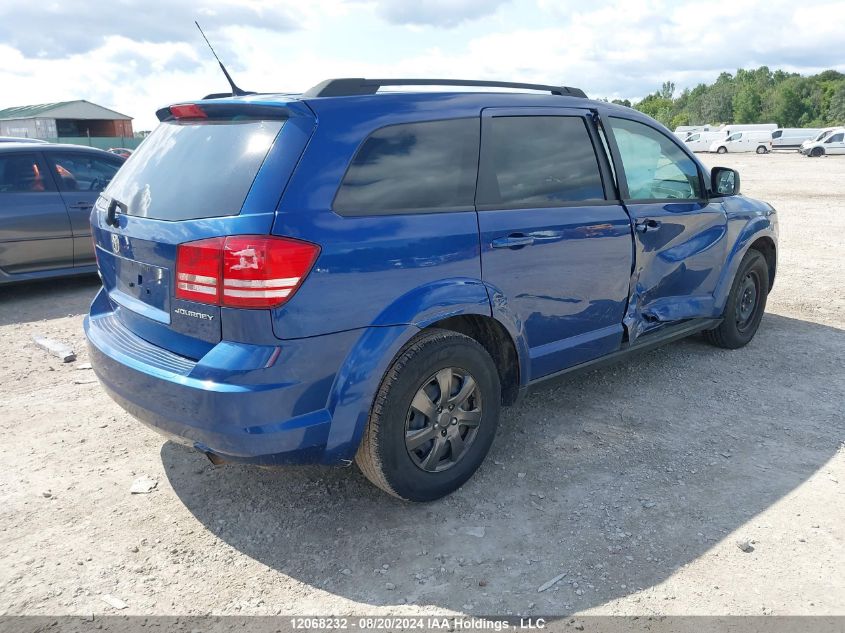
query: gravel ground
[{"left": 0, "top": 152, "right": 843, "bottom": 618}]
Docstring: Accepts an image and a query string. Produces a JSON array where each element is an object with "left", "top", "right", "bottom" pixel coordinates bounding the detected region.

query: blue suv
[{"left": 85, "top": 78, "right": 777, "bottom": 501}]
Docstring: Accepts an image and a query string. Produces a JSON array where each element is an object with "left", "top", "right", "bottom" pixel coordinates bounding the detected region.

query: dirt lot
[{"left": 1, "top": 152, "right": 843, "bottom": 619}]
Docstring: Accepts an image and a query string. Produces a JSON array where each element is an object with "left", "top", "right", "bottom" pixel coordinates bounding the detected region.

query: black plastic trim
[{"left": 527, "top": 318, "right": 722, "bottom": 389}]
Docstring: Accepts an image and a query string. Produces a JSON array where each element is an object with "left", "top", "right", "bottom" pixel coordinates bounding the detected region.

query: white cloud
[
  {"left": 0, "top": 0, "right": 300, "bottom": 57},
  {"left": 372, "top": 0, "right": 511, "bottom": 27},
  {"left": 1, "top": 0, "right": 843, "bottom": 131}
]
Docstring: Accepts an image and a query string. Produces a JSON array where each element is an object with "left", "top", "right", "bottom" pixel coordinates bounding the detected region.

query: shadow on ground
[
  {"left": 0, "top": 275, "right": 101, "bottom": 326},
  {"left": 162, "top": 313, "right": 844, "bottom": 613}
]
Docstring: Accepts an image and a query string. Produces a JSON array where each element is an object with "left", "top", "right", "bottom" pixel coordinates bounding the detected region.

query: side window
[
  {"left": 826, "top": 133, "right": 843, "bottom": 143},
  {"left": 477, "top": 116, "right": 605, "bottom": 208},
  {"left": 49, "top": 153, "right": 122, "bottom": 193},
  {"left": 333, "top": 119, "right": 479, "bottom": 215},
  {"left": 608, "top": 117, "right": 702, "bottom": 201},
  {"left": 0, "top": 153, "right": 50, "bottom": 193}
]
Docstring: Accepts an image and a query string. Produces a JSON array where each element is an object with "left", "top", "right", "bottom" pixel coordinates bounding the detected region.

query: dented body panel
[{"left": 623, "top": 199, "right": 728, "bottom": 340}]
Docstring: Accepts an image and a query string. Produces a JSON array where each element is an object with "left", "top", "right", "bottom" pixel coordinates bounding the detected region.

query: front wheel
[
  {"left": 810, "top": 147, "right": 824, "bottom": 157},
  {"left": 704, "top": 249, "right": 769, "bottom": 349},
  {"left": 716, "top": 146, "right": 727, "bottom": 154},
  {"left": 355, "top": 329, "right": 501, "bottom": 501}
]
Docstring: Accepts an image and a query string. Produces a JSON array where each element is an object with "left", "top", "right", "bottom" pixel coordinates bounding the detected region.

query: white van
[
  {"left": 801, "top": 128, "right": 845, "bottom": 157},
  {"left": 771, "top": 128, "right": 821, "bottom": 151},
  {"left": 719, "top": 123, "right": 778, "bottom": 137},
  {"left": 675, "top": 124, "right": 714, "bottom": 135},
  {"left": 709, "top": 131, "right": 773, "bottom": 154},
  {"left": 799, "top": 127, "right": 840, "bottom": 153},
  {"left": 674, "top": 125, "right": 716, "bottom": 141},
  {"left": 682, "top": 131, "right": 724, "bottom": 152}
]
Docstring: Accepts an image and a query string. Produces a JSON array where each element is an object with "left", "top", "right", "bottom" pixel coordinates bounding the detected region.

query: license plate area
[{"left": 109, "top": 254, "right": 171, "bottom": 324}]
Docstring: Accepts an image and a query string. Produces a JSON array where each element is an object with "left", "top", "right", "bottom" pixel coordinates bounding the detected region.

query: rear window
[
  {"left": 104, "top": 119, "right": 284, "bottom": 221},
  {"left": 477, "top": 116, "right": 606, "bottom": 208},
  {"left": 333, "top": 118, "right": 480, "bottom": 215},
  {"left": 0, "top": 153, "right": 49, "bottom": 193}
]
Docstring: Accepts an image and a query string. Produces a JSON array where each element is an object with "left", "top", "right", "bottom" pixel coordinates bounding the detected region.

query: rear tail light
[
  {"left": 175, "top": 236, "right": 319, "bottom": 309},
  {"left": 175, "top": 237, "right": 224, "bottom": 303}
]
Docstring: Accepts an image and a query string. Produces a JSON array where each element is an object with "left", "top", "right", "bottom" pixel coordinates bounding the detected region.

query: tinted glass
[
  {"left": 333, "top": 119, "right": 479, "bottom": 215},
  {"left": 609, "top": 117, "right": 702, "bottom": 201},
  {"left": 0, "top": 153, "right": 49, "bottom": 193},
  {"left": 478, "top": 116, "right": 605, "bottom": 207},
  {"left": 50, "top": 152, "right": 122, "bottom": 193},
  {"left": 104, "top": 119, "right": 284, "bottom": 221},
  {"left": 827, "top": 133, "right": 844, "bottom": 142}
]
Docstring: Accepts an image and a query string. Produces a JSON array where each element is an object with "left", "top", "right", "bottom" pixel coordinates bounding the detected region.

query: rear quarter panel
[{"left": 269, "top": 96, "right": 486, "bottom": 340}]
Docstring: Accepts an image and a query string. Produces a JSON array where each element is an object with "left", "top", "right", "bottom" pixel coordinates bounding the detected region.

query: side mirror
[{"left": 711, "top": 167, "right": 740, "bottom": 196}]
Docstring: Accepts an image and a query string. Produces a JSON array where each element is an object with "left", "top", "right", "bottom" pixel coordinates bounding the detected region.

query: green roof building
[{"left": 0, "top": 100, "right": 133, "bottom": 141}]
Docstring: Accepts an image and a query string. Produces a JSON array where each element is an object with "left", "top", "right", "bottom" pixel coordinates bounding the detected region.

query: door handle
[
  {"left": 491, "top": 234, "right": 535, "bottom": 249},
  {"left": 68, "top": 201, "right": 93, "bottom": 210},
  {"left": 635, "top": 219, "right": 661, "bottom": 233}
]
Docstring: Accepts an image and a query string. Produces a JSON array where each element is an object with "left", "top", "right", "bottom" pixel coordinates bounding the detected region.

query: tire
[
  {"left": 756, "top": 146, "right": 767, "bottom": 154},
  {"left": 704, "top": 249, "right": 769, "bottom": 349},
  {"left": 810, "top": 147, "right": 824, "bottom": 157},
  {"left": 355, "top": 328, "right": 501, "bottom": 502},
  {"left": 716, "top": 146, "right": 727, "bottom": 154}
]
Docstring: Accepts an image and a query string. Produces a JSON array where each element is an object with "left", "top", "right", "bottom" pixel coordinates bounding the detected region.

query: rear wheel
[
  {"left": 716, "top": 146, "right": 727, "bottom": 154},
  {"left": 756, "top": 145, "right": 768, "bottom": 154},
  {"left": 355, "top": 329, "right": 501, "bottom": 501},
  {"left": 810, "top": 147, "right": 825, "bottom": 157},
  {"left": 704, "top": 249, "right": 769, "bottom": 349}
]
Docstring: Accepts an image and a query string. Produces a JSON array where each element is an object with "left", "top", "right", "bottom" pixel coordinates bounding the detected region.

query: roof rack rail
[{"left": 303, "top": 78, "right": 587, "bottom": 99}]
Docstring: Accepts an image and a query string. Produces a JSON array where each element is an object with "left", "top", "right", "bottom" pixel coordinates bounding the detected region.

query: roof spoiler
[
  {"left": 155, "top": 102, "right": 294, "bottom": 122},
  {"left": 303, "top": 78, "right": 587, "bottom": 99}
]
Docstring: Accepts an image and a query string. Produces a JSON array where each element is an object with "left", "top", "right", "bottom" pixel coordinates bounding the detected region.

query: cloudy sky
[{"left": 1, "top": 0, "right": 843, "bottom": 130}]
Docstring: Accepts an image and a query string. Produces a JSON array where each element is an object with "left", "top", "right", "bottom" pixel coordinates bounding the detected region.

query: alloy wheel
[{"left": 404, "top": 367, "right": 482, "bottom": 472}]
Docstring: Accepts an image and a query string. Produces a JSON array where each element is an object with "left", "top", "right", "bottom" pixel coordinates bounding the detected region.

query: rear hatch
[{"left": 92, "top": 98, "right": 315, "bottom": 359}]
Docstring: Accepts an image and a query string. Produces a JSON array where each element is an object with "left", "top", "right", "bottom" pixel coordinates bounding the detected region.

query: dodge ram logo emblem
[{"left": 111, "top": 233, "right": 120, "bottom": 255}]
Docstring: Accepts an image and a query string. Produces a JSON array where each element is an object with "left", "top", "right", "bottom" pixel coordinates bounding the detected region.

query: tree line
[{"left": 611, "top": 67, "right": 845, "bottom": 130}]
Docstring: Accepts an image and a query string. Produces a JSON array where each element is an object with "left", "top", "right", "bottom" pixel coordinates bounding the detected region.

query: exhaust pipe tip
[{"left": 204, "top": 451, "right": 227, "bottom": 466}]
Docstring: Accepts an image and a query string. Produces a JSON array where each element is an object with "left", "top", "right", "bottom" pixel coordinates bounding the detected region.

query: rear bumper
[{"left": 84, "top": 290, "right": 360, "bottom": 465}]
